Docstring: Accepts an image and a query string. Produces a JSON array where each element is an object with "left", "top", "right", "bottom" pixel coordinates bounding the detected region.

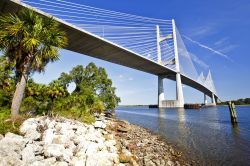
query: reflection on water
[{"left": 116, "top": 106, "right": 250, "bottom": 166}]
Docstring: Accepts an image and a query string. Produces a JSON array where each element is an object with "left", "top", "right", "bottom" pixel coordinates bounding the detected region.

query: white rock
[
  {"left": 54, "top": 161, "right": 68, "bottom": 166},
  {"left": 75, "top": 126, "right": 87, "bottom": 136},
  {"left": 43, "top": 129, "right": 55, "bottom": 144},
  {"left": 27, "top": 143, "right": 43, "bottom": 155},
  {"left": 84, "top": 133, "right": 105, "bottom": 143},
  {"left": 24, "top": 130, "right": 41, "bottom": 141},
  {"left": 0, "top": 132, "right": 27, "bottom": 154},
  {"left": 86, "top": 151, "right": 119, "bottom": 166},
  {"left": 97, "top": 141, "right": 107, "bottom": 151},
  {"left": 48, "top": 120, "right": 56, "bottom": 129},
  {"left": 30, "top": 157, "right": 56, "bottom": 166},
  {"left": 0, "top": 156, "right": 23, "bottom": 166},
  {"left": 65, "top": 141, "right": 76, "bottom": 151},
  {"left": 105, "top": 140, "right": 116, "bottom": 147},
  {"left": 62, "top": 148, "right": 73, "bottom": 162},
  {"left": 21, "top": 145, "right": 36, "bottom": 164},
  {"left": 105, "top": 140, "right": 117, "bottom": 153},
  {"left": 0, "top": 134, "right": 4, "bottom": 140},
  {"left": 70, "top": 157, "right": 86, "bottom": 166},
  {"left": 94, "top": 120, "right": 106, "bottom": 129},
  {"left": 20, "top": 118, "right": 38, "bottom": 133},
  {"left": 44, "top": 144, "right": 65, "bottom": 158},
  {"left": 52, "top": 134, "right": 70, "bottom": 145},
  {"left": 85, "top": 142, "right": 99, "bottom": 155},
  {"left": 73, "top": 135, "right": 86, "bottom": 145}
]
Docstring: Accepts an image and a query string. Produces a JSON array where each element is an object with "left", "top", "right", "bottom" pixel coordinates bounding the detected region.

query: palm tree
[{"left": 0, "top": 10, "right": 67, "bottom": 119}]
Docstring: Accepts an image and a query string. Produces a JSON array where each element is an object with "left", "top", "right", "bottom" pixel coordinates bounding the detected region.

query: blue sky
[{"left": 32, "top": 0, "right": 250, "bottom": 105}]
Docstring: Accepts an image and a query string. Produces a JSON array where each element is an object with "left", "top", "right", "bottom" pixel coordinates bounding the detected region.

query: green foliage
[
  {"left": 58, "top": 63, "right": 120, "bottom": 112},
  {"left": 0, "top": 56, "right": 15, "bottom": 107},
  {"left": 0, "top": 9, "right": 67, "bottom": 77},
  {"left": 21, "top": 80, "right": 68, "bottom": 116},
  {"left": 0, "top": 108, "right": 24, "bottom": 135},
  {"left": 219, "top": 98, "right": 250, "bottom": 105},
  {"left": 19, "top": 63, "right": 119, "bottom": 120},
  {"left": 0, "top": 9, "right": 67, "bottom": 118}
]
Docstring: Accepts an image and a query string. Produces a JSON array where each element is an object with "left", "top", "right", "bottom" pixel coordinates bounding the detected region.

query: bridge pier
[
  {"left": 173, "top": 19, "right": 184, "bottom": 108},
  {"left": 158, "top": 76, "right": 165, "bottom": 108},
  {"left": 211, "top": 93, "right": 216, "bottom": 105},
  {"left": 176, "top": 73, "right": 184, "bottom": 107},
  {"left": 204, "top": 93, "right": 208, "bottom": 105},
  {"left": 156, "top": 19, "right": 185, "bottom": 108}
]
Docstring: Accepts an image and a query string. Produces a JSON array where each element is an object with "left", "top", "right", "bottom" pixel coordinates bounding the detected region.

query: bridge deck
[{"left": 0, "top": 0, "right": 217, "bottom": 99}]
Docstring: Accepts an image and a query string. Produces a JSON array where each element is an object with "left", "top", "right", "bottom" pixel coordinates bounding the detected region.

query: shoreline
[
  {"left": 107, "top": 116, "right": 196, "bottom": 166},
  {"left": 0, "top": 114, "right": 195, "bottom": 166}
]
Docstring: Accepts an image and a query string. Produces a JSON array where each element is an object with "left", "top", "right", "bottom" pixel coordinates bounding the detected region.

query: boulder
[
  {"left": 52, "top": 134, "right": 70, "bottom": 145},
  {"left": 44, "top": 144, "right": 65, "bottom": 158},
  {"left": 21, "top": 145, "right": 36, "bottom": 164},
  {"left": 0, "top": 132, "right": 27, "bottom": 155},
  {"left": 54, "top": 161, "right": 68, "bottom": 166},
  {"left": 70, "top": 157, "right": 86, "bottom": 166},
  {"left": 116, "top": 121, "right": 131, "bottom": 133},
  {"left": 43, "top": 129, "right": 55, "bottom": 144},
  {"left": 94, "top": 120, "right": 106, "bottom": 129},
  {"left": 30, "top": 157, "right": 56, "bottom": 166},
  {"left": 19, "top": 118, "right": 38, "bottom": 134},
  {"left": 86, "top": 151, "right": 118, "bottom": 166},
  {"left": 85, "top": 142, "right": 99, "bottom": 155},
  {"left": 0, "top": 156, "right": 23, "bottom": 166}
]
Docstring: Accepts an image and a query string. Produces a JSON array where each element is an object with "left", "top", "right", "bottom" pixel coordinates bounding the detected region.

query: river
[{"left": 115, "top": 106, "right": 250, "bottom": 166}]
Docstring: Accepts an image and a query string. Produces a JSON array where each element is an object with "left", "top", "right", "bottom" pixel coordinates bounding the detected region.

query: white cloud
[
  {"left": 189, "top": 26, "right": 214, "bottom": 37},
  {"left": 218, "top": 44, "right": 238, "bottom": 53},
  {"left": 214, "top": 37, "right": 229, "bottom": 46},
  {"left": 183, "top": 35, "right": 232, "bottom": 61}
]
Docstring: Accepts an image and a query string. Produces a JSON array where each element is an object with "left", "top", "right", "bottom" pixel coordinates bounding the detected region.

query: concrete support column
[
  {"left": 172, "top": 19, "right": 184, "bottom": 108},
  {"left": 204, "top": 94, "right": 208, "bottom": 105},
  {"left": 211, "top": 93, "right": 216, "bottom": 105},
  {"left": 158, "top": 76, "right": 165, "bottom": 108},
  {"left": 176, "top": 73, "right": 184, "bottom": 107}
]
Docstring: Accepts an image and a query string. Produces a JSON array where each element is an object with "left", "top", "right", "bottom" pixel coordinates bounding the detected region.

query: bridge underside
[{"left": 0, "top": 0, "right": 218, "bottom": 100}]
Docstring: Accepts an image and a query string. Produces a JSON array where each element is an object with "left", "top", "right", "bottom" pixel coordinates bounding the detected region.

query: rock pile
[{"left": 0, "top": 116, "right": 125, "bottom": 166}]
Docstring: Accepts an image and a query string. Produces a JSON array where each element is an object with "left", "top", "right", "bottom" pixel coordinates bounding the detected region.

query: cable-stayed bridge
[{"left": 0, "top": 0, "right": 219, "bottom": 107}]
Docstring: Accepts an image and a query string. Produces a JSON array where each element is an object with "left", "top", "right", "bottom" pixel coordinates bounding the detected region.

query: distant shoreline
[{"left": 118, "top": 104, "right": 250, "bottom": 107}]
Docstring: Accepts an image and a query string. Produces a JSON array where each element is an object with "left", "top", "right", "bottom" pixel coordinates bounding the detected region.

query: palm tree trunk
[{"left": 11, "top": 74, "right": 27, "bottom": 120}]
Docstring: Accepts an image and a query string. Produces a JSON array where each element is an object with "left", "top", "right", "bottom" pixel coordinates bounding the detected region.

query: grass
[
  {"left": 54, "top": 109, "right": 96, "bottom": 124},
  {"left": 0, "top": 106, "right": 97, "bottom": 135},
  {"left": 0, "top": 107, "right": 28, "bottom": 135}
]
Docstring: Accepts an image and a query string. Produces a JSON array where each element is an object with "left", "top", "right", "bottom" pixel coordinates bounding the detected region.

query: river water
[{"left": 115, "top": 106, "right": 250, "bottom": 166}]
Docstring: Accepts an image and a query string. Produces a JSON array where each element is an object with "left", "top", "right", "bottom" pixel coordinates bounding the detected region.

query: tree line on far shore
[
  {"left": 0, "top": 9, "right": 120, "bottom": 124},
  {"left": 218, "top": 98, "right": 250, "bottom": 105}
]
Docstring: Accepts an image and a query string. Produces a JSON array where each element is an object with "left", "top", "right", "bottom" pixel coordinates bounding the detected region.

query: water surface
[{"left": 115, "top": 106, "right": 250, "bottom": 166}]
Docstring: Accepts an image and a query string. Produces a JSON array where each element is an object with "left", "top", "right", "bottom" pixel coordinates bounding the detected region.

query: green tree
[
  {"left": 0, "top": 56, "right": 14, "bottom": 107},
  {"left": 58, "top": 63, "right": 120, "bottom": 113},
  {"left": 45, "top": 81, "right": 68, "bottom": 116},
  {"left": 0, "top": 10, "right": 67, "bottom": 119}
]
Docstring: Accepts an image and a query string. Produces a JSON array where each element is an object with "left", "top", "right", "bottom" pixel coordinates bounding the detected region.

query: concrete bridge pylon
[{"left": 157, "top": 19, "right": 184, "bottom": 108}]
